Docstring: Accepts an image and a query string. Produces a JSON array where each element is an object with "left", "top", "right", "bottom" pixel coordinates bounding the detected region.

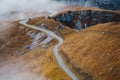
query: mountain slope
[
  {"left": 59, "top": 22, "right": 120, "bottom": 80},
  {"left": 0, "top": 20, "right": 71, "bottom": 80},
  {"left": 0, "top": 6, "right": 120, "bottom": 80},
  {"left": 52, "top": 7, "right": 120, "bottom": 30}
]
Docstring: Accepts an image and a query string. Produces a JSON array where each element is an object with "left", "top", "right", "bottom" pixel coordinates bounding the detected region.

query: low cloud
[
  {"left": 0, "top": 0, "right": 65, "bottom": 20},
  {"left": 0, "top": 63, "right": 47, "bottom": 80}
]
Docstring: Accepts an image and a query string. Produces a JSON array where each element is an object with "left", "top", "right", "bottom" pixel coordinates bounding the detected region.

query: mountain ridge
[{"left": 0, "top": 6, "right": 120, "bottom": 80}]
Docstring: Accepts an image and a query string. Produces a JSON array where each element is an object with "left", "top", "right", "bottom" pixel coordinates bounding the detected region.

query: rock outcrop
[{"left": 52, "top": 10, "right": 120, "bottom": 30}]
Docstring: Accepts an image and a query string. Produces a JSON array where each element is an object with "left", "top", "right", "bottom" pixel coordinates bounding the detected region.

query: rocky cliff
[{"left": 52, "top": 9, "right": 120, "bottom": 30}]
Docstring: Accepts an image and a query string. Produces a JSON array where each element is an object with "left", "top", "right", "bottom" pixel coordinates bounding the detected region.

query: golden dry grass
[
  {"left": 18, "top": 46, "right": 71, "bottom": 80},
  {"left": 0, "top": 21, "right": 71, "bottom": 80},
  {"left": 59, "top": 22, "right": 120, "bottom": 80},
  {"left": 62, "top": 5, "right": 103, "bottom": 11},
  {"left": 0, "top": 21, "right": 33, "bottom": 62},
  {"left": 1, "top": 6, "right": 120, "bottom": 80},
  {"left": 27, "top": 16, "right": 60, "bottom": 31}
]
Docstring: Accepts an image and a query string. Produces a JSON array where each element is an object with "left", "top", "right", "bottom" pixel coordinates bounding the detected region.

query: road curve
[{"left": 19, "top": 20, "right": 78, "bottom": 80}]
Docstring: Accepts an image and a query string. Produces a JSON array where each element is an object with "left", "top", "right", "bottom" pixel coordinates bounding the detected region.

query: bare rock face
[{"left": 52, "top": 10, "right": 120, "bottom": 30}]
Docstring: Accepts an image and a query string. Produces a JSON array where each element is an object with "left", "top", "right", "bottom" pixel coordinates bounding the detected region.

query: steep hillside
[
  {"left": 0, "top": 21, "right": 32, "bottom": 62},
  {"left": 25, "top": 7, "right": 120, "bottom": 32},
  {"left": 59, "top": 22, "right": 120, "bottom": 80},
  {"left": 0, "top": 21, "right": 71, "bottom": 80},
  {"left": 0, "top": 6, "right": 120, "bottom": 80},
  {"left": 52, "top": 8, "right": 120, "bottom": 30},
  {"left": 24, "top": 9, "right": 120, "bottom": 79},
  {"left": 27, "top": 16, "right": 60, "bottom": 31}
]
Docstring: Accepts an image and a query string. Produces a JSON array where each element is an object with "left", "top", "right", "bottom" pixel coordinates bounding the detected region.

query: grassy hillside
[
  {"left": 0, "top": 21, "right": 71, "bottom": 80},
  {"left": 59, "top": 22, "right": 120, "bottom": 80},
  {"left": 27, "top": 16, "right": 60, "bottom": 31},
  {"left": 0, "top": 6, "right": 120, "bottom": 80}
]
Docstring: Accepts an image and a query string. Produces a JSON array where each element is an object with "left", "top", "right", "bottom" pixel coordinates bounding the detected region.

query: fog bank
[
  {"left": 0, "top": 0, "right": 65, "bottom": 20},
  {"left": 0, "top": 63, "right": 47, "bottom": 80}
]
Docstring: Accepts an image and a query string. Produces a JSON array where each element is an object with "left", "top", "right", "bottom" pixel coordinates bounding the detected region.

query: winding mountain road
[{"left": 19, "top": 19, "right": 78, "bottom": 80}]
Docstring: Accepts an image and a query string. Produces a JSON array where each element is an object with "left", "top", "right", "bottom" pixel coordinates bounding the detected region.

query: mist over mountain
[
  {"left": 0, "top": 0, "right": 120, "bottom": 80},
  {"left": 1, "top": 0, "right": 120, "bottom": 21},
  {"left": 55, "top": 0, "right": 120, "bottom": 10},
  {"left": 0, "top": 0, "right": 65, "bottom": 20}
]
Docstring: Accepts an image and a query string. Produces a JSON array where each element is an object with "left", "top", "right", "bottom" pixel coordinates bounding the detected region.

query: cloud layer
[
  {"left": 0, "top": 0, "right": 65, "bottom": 20},
  {"left": 0, "top": 63, "right": 47, "bottom": 80}
]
